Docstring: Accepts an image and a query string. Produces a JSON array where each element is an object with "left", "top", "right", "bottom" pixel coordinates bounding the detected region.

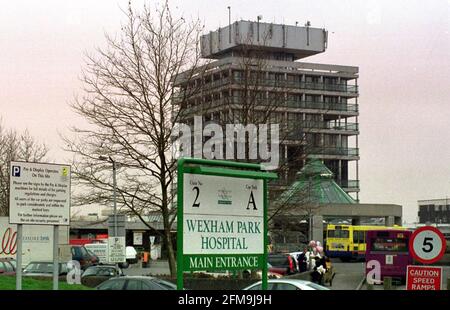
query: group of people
[{"left": 295, "top": 240, "right": 335, "bottom": 286}]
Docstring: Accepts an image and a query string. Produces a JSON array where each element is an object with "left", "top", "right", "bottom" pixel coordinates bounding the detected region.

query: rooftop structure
[
  {"left": 201, "top": 20, "right": 327, "bottom": 60},
  {"left": 418, "top": 198, "right": 450, "bottom": 224}
]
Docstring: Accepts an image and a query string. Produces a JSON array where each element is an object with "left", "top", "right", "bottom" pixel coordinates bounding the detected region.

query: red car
[
  {"left": 268, "top": 253, "right": 298, "bottom": 275},
  {"left": 0, "top": 258, "right": 16, "bottom": 276}
]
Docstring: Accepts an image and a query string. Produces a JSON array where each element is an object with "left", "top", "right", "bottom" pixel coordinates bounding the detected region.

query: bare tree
[
  {"left": 0, "top": 120, "right": 48, "bottom": 216},
  {"left": 63, "top": 1, "right": 205, "bottom": 276}
]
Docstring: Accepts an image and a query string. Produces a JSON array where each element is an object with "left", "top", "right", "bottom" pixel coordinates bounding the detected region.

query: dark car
[
  {"left": 0, "top": 258, "right": 16, "bottom": 276},
  {"left": 81, "top": 265, "right": 123, "bottom": 279},
  {"left": 71, "top": 245, "right": 96, "bottom": 270},
  {"left": 268, "top": 253, "right": 298, "bottom": 275},
  {"left": 22, "top": 261, "right": 69, "bottom": 277},
  {"left": 96, "top": 276, "right": 176, "bottom": 290}
]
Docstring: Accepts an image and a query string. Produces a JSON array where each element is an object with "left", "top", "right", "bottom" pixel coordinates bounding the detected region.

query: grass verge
[{"left": 0, "top": 276, "right": 92, "bottom": 290}]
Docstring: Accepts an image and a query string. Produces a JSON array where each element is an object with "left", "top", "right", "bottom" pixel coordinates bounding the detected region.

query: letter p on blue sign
[{"left": 12, "top": 166, "right": 21, "bottom": 177}]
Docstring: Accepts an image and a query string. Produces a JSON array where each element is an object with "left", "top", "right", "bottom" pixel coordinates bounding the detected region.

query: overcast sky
[{"left": 0, "top": 0, "right": 448, "bottom": 223}]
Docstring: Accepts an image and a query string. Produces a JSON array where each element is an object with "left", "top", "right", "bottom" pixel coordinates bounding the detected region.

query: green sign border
[{"left": 176, "top": 158, "right": 277, "bottom": 290}]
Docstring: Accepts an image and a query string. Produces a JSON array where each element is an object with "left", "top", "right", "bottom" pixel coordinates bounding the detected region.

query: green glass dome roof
[{"left": 275, "top": 160, "right": 356, "bottom": 206}]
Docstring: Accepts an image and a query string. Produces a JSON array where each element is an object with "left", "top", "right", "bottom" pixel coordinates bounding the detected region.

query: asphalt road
[
  {"left": 329, "top": 259, "right": 365, "bottom": 290},
  {"left": 124, "top": 258, "right": 366, "bottom": 290}
]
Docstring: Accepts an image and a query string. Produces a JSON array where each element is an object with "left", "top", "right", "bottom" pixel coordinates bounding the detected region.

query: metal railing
[
  {"left": 308, "top": 147, "right": 359, "bottom": 157},
  {"left": 337, "top": 179, "right": 360, "bottom": 189},
  {"left": 299, "top": 122, "right": 358, "bottom": 131},
  {"left": 176, "top": 96, "right": 359, "bottom": 115},
  {"left": 233, "top": 77, "right": 358, "bottom": 94}
]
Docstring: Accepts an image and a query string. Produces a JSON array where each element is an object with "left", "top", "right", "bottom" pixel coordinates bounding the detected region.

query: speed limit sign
[{"left": 409, "top": 226, "right": 446, "bottom": 264}]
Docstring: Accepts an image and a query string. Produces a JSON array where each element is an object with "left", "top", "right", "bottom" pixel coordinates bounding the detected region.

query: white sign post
[
  {"left": 108, "top": 237, "right": 126, "bottom": 263},
  {"left": 9, "top": 161, "right": 71, "bottom": 225},
  {"left": 9, "top": 161, "right": 71, "bottom": 291}
]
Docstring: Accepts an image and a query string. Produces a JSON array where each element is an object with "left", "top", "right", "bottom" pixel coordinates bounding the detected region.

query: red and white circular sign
[{"left": 409, "top": 226, "right": 446, "bottom": 264}]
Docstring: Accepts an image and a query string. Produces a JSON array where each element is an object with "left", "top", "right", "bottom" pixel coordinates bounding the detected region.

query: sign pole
[
  {"left": 176, "top": 160, "right": 184, "bottom": 290},
  {"left": 16, "top": 224, "right": 23, "bottom": 290},
  {"left": 53, "top": 225, "right": 59, "bottom": 290},
  {"left": 262, "top": 179, "right": 268, "bottom": 290}
]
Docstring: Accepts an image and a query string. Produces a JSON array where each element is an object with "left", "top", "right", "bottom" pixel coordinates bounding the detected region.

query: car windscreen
[
  {"left": 82, "top": 267, "right": 100, "bottom": 277},
  {"left": 84, "top": 267, "right": 115, "bottom": 277},
  {"left": 24, "top": 263, "right": 53, "bottom": 274}
]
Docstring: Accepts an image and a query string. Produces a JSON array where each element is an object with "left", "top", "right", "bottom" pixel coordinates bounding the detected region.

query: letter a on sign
[{"left": 246, "top": 191, "right": 257, "bottom": 210}]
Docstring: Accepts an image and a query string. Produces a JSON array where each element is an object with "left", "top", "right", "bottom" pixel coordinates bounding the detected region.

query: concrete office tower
[
  {"left": 174, "top": 20, "right": 359, "bottom": 200},
  {"left": 418, "top": 199, "right": 450, "bottom": 224}
]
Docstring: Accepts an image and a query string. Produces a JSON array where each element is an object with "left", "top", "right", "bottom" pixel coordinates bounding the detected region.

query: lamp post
[
  {"left": 257, "top": 15, "right": 263, "bottom": 42},
  {"left": 99, "top": 156, "right": 117, "bottom": 237},
  {"left": 227, "top": 6, "right": 231, "bottom": 43}
]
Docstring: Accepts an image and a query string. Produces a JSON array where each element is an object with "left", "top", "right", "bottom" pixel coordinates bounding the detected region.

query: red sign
[
  {"left": 409, "top": 226, "right": 446, "bottom": 264},
  {"left": 406, "top": 265, "right": 442, "bottom": 290}
]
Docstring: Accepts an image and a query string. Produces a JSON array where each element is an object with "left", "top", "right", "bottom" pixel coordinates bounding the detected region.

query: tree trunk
[
  {"left": 164, "top": 227, "right": 177, "bottom": 277},
  {"left": 160, "top": 159, "right": 177, "bottom": 277}
]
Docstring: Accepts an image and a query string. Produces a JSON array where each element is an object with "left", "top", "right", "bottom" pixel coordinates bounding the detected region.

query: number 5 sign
[{"left": 409, "top": 226, "right": 446, "bottom": 264}]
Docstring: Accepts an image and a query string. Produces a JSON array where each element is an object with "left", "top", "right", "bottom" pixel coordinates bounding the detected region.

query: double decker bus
[
  {"left": 325, "top": 224, "right": 406, "bottom": 261},
  {"left": 365, "top": 229, "right": 412, "bottom": 282}
]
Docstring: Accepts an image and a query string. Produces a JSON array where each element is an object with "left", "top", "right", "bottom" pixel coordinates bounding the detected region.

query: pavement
[
  {"left": 360, "top": 265, "right": 450, "bottom": 290},
  {"left": 328, "top": 259, "right": 365, "bottom": 290},
  {"left": 123, "top": 259, "right": 171, "bottom": 276}
]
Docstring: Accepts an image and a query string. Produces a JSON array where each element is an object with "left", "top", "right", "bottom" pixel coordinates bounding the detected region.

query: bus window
[
  {"left": 370, "top": 238, "right": 408, "bottom": 252},
  {"left": 353, "top": 231, "right": 364, "bottom": 244},
  {"left": 328, "top": 230, "right": 349, "bottom": 239}
]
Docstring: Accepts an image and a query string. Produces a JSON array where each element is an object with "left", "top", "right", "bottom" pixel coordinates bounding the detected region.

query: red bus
[{"left": 365, "top": 230, "right": 412, "bottom": 282}]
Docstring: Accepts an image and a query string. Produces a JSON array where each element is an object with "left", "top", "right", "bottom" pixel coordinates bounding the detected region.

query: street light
[
  {"left": 99, "top": 156, "right": 117, "bottom": 237},
  {"left": 227, "top": 6, "right": 231, "bottom": 43},
  {"left": 257, "top": 15, "right": 263, "bottom": 42}
]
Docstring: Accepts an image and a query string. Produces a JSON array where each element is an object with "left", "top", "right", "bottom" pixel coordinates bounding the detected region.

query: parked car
[
  {"left": 71, "top": 245, "right": 97, "bottom": 270},
  {"left": 267, "top": 262, "right": 288, "bottom": 276},
  {"left": 81, "top": 265, "right": 123, "bottom": 279},
  {"left": 267, "top": 253, "right": 298, "bottom": 275},
  {"left": 243, "top": 279, "right": 330, "bottom": 290},
  {"left": 243, "top": 264, "right": 283, "bottom": 279},
  {"left": 0, "top": 258, "right": 16, "bottom": 276},
  {"left": 96, "top": 276, "right": 176, "bottom": 290},
  {"left": 22, "top": 261, "right": 69, "bottom": 277}
]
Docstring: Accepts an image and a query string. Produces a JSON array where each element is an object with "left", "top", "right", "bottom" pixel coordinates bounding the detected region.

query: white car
[{"left": 243, "top": 279, "right": 330, "bottom": 290}]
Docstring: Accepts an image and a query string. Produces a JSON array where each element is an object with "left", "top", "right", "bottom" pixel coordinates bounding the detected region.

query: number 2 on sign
[{"left": 192, "top": 186, "right": 200, "bottom": 208}]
